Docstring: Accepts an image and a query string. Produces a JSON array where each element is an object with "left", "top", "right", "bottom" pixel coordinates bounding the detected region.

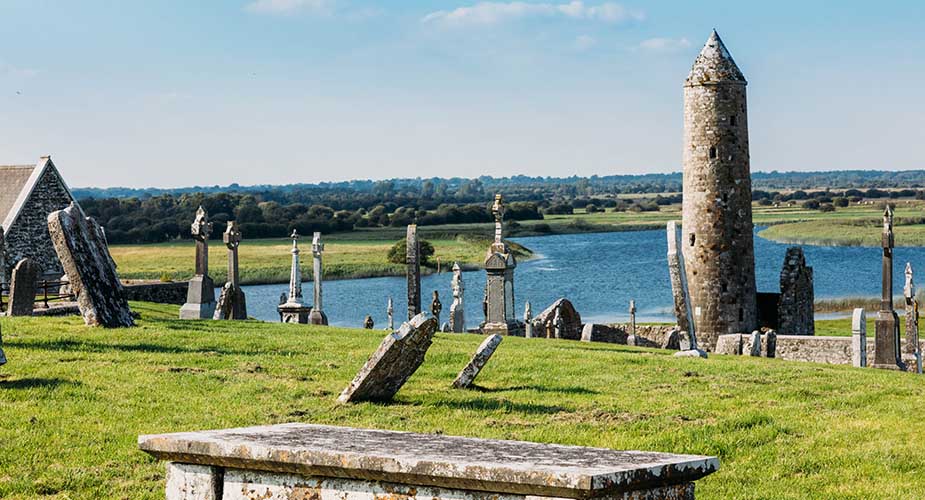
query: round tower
[{"left": 681, "top": 30, "right": 757, "bottom": 349}]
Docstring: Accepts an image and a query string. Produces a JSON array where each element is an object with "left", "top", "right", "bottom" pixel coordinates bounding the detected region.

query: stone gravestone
[
  {"left": 8, "top": 258, "right": 38, "bottom": 316},
  {"left": 524, "top": 301, "right": 533, "bottom": 338},
  {"left": 903, "top": 263, "right": 922, "bottom": 373},
  {"left": 749, "top": 331, "right": 762, "bottom": 357},
  {"left": 0, "top": 226, "right": 6, "bottom": 287},
  {"left": 873, "top": 207, "right": 903, "bottom": 370},
  {"left": 278, "top": 230, "right": 311, "bottom": 324},
  {"left": 430, "top": 290, "right": 442, "bottom": 326},
  {"left": 213, "top": 221, "right": 246, "bottom": 320},
  {"left": 47, "top": 203, "right": 134, "bottom": 328},
  {"left": 453, "top": 334, "right": 503, "bottom": 389},
  {"left": 629, "top": 300, "right": 637, "bottom": 338},
  {"left": 309, "top": 232, "right": 328, "bottom": 325},
  {"left": 852, "top": 308, "right": 867, "bottom": 368},
  {"left": 386, "top": 296, "right": 394, "bottom": 330},
  {"left": 764, "top": 330, "right": 777, "bottom": 358},
  {"left": 482, "top": 194, "right": 520, "bottom": 335},
  {"left": 449, "top": 262, "right": 465, "bottom": 333},
  {"left": 363, "top": 315, "right": 375, "bottom": 329},
  {"left": 338, "top": 313, "right": 438, "bottom": 403},
  {"left": 180, "top": 206, "right": 217, "bottom": 320},
  {"left": 667, "top": 221, "right": 707, "bottom": 358},
  {"left": 406, "top": 225, "right": 421, "bottom": 320}
]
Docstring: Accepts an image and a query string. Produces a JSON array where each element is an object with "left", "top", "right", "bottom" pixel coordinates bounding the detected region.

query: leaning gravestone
[
  {"left": 453, "top": 334, "right": 503, "bottom": 389},
  {"left": 47, "top": 203, "right": 134, "bottom": 327},
  {"left": 8, "top": 258, "right": 38, "bottom": 316},
  {"left": 338, "top": 313, "right": 437, "bottom": 403},
  {"left": 852, "top": 308, "right": 867, "bottom": 368}
]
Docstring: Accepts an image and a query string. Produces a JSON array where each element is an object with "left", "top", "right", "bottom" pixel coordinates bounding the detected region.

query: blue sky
[{"left": 1, "top": 0, "right": 923, "bottom": 188}]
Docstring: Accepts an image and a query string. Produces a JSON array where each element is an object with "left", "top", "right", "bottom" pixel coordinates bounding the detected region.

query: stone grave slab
[
  {"left": 338, "top": 313, "right": 437, "bottom": 403},
  {"left": 8, "top": 258, "right": 38, "bottom": 316},
  {"left": 453, "top": 334, "right": 502, "bottom": 388},
  {"left": 139, "top": 423, "right": 719, "bottom": 500},
  {"left": 47, "top": 203, "right": 134, "bottom": 327}
]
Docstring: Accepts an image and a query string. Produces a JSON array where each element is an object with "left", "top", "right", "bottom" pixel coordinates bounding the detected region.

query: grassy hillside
[{"left": 0, "top": 304, "right": 921, "bottom": 499}]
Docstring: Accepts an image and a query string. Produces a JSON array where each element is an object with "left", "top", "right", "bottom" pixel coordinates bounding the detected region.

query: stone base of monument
[
  {"left": 309, "top": 309, "right": 328, "bottom": 326},
  {"left": 179, "top": 276, "right": 216, "bottom": 319},
  {"left": 139, "top": 423, "right": 719, "bottom": 500},
  {"left": 481, "top": 320, "right": 524, "bottom": 337},
  {"left": 278, "top": 303, "right": 311, "bottom": 324}
]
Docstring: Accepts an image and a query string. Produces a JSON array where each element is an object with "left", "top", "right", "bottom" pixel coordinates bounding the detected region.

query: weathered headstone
[
  {"left": 553, "top": 307, "right": 564, "bottom": 339},
  {"left": 47, "top": 203, "right": 134, "bottom": 327},
  {"left": 406, "top": 225, "right": 421, "bottom": 320},
  {"left": 778, "top": 247, "right": 814, "bottom": 335},
  {"left": 310, "top": 232, "right": 328, "bottom": 325},
  {"left": 364, "top": 315, "right": 374, "bottom": 329},
  {"left": 386, "top": 296, "right": 394, "bottom": 330},
  {"left": 714, "top": 334, "right": 743, "bottom": 355},
  {"left": 873, "top": 207, "right": 902, "bottom": 370},
  {"left": 852, "top": 308, "right": 867, "bottom": 368},
  {"left": 431, "top": 290, "right": 442, "bottom": 326},
  {"left": 524, "top": 301, "right": 533, "bottom": 338},
  {"left": 453, "top": 334, "right": 503, "bottom": 389},
  {"left": 903, "top": 263, "right": 922, "bottom": 373},
  {"left": 8, "top": 258, "right": 37, "bottom": 316},
  {"left": 764, "top": 330, "right": 777, "bottom": 358},
  {"left": 278, "top": 230, "right": 311, "bottom": 324},
  {"left": 338, "top": 313, "right": 438, "bottom": 403},
  {"left": 180, "top": 206, "right": 217, "bottom": 320},
  {"left": 667, "top": 222, "right": 706, "bottom": 358},
  {"left": 749, "top": 331, "right": 762, "bottom": 357},
  {"left": 449, "top": 262, "right": 465, "bottom": 333},
  {"left": 0, "top": 226, "right": 7, "bottom": 287},
  {"left": 482, "top": 194, "right": 520, "bottom": 335},
  {"left": 214, "top": 221, "right": 246, "bottom": 320},
  {"left": 666, "top": 221, "right": 692, "bottom": 333},
  {"left": 629, "top": 299, "right": 637, "bottom": 337}
]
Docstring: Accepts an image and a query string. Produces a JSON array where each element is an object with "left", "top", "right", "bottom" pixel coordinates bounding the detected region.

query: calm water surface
[{"left": 241, "top": 228, "right": 925, "bottom": 327}]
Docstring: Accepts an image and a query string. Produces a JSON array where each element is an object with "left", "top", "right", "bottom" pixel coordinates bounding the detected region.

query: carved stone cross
[
  {"left": 191, "top": 206, "right": 212, "bottom": 276},
  {"left": 223, "top": 221, "right": 242, "bottom": 288}
]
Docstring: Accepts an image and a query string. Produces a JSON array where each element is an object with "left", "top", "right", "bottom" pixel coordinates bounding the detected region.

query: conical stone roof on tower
[{"left": 685, "top": 30, "right": 746, "bottom": 86}]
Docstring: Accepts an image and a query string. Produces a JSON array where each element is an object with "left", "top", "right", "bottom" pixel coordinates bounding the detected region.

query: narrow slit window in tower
[
  {"left": 738, "top": 308, "right": 744, "bottom": 322},
  {"left": 709, "top": 146, "right": 717, "bottom": 159},
  {"left": 689, "top": 233, "right": 696, "bottom": 247},
  {"left": 730, "top": 115, "right": 737, "bottom": 126},
  {"left": 721, "top": 282, "right": 727, "bottom": 293}
]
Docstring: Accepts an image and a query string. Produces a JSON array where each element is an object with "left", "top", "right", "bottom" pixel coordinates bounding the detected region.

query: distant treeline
[{"left": 73, "top": 169, "right": 925, "bottom": 202}]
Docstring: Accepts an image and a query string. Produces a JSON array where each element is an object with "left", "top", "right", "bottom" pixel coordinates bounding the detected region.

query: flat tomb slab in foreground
[{"left": 139, "top": 423, "right": 719, "bottom": 500}]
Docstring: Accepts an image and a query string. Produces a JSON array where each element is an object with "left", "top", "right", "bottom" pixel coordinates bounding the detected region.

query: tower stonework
[{"left": 681, "top": 30, "right": 757, "bottom": 350}]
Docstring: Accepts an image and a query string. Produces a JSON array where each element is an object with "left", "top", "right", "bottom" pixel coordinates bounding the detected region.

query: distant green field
[{"left": 2, "top": 303, "right": 924, "bottom": 499}]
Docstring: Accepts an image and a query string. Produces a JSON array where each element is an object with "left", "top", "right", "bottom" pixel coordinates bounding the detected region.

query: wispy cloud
[
  {"left": 637, "top": 37, "right": 691, "bottom": 52},
  {"left": 0, "top": 62, "right": 38, "bottom": 78},
  {"left": 422, "top": 1, "right": 644, "bottom": 27},
  {"left": 245, "top": 0, "right": 332, "bottom": 15}
]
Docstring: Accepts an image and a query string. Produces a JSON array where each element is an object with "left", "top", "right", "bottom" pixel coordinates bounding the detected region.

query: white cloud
[
  {"left": 637, "top": 37, "right": 691, "bottom": 52},
  {"left": 422, "top": 1, "right": 644, "bottom": 26},
  {"left": 245, "top": 0, "right": 332, "bottom": 15},
  {"left": 572, "top": 35, "right": 596, "bottom": 51}
]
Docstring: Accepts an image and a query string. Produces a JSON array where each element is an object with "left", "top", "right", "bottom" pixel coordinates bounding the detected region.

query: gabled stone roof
[
  {"left": 685, "top": 30, "right": 746, "bottom": 86},
  {"left": 0, "top": 164, "right": 37, "bottom": 228},
  {"left": 0, "top": 156, "right": 74, "bottom": 231}
]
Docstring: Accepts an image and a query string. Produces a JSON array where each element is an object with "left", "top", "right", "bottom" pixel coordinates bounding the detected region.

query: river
[{"left": 240, "top": 228, "right": 924, "bottom": 327}]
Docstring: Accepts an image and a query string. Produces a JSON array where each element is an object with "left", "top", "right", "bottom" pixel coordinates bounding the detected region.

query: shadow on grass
[
  {"left": 4, "top": 339, "right": 266, "bottom": 357},
  {"left": 472, "top": 384, "right": 599, "bottom": 395},
  {"left": 0, "top": 377, "right": 80, "bottom": 389},
  {"left": 434, "top": 398, "right": 569, "bottom": 415}
]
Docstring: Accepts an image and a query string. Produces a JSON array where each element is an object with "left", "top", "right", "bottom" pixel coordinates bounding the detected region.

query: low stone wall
[
  {"left": 122, "top": 281, "right": 189, "bottom": 305},
  {"left": 717, "top": 333, "right": 925, "bottom": 366},
  {"left": 582, "top": 323, "right": 680, "bottom": 349}
]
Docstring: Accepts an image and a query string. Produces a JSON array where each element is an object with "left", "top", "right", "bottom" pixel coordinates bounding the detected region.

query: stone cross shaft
[
  {"left": 881, "top": 206, "right": 895, "bottom": 312},
  {"left": 406, "top": 224, "right": 421, "bottom": 320},
  {"left": 312, "top": 232, "right": 324, "bottom": 313},
  {"left": 287, "top": 230, "right": 303, "bottom": 304},
  {"left": 667, "top": 221, "right": 697, "bottom": 348},
  {"left": 191, "top": 206, "right": 212, "bottom": 276},
  {"left": 223, "top": 221, "right": 242, "bottom": 288},
  {"left": 491, "top": 194, "right": 505, "bottom": 250},
  {"left": 387, "top": 297, "right": 394, "bottom": 330}
]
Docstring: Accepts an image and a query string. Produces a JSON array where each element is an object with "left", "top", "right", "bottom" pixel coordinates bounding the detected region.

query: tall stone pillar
[
  {"left": 873, "top": 207, "right": 902, "bottom": 370},
  {"left": 481, "top": 194, "right": 521, "bottom": 336},
  {"left": 681, "top": 30, "right": 758, "bottom": 350},
  {"left": 180, "top": 207, "right": 217, "bottom": 320},
  {"left": 449, "top": 262, "right": 465, "bottom": 333},
  {"left": 309, "top": 232, "right": 328, "bottom": 325},
  {"left": 386, "top": 296, "right": 394, "bottom": 331},
  {"left": 406, "top": 225, "right": 421, "bottom": 320},
  {"left": 278, "top": 230, "right": 310, "bottom": 324},
  {"left": 903, "top": 262, "right": 921, "bottom": 372}
]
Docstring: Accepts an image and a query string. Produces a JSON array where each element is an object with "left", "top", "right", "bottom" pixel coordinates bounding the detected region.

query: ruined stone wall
[
  {"left": 3, "top": 168, "right": 74, "bottom": 280},
  {"left": 728, "top": 334, "right": 925, "bottom": 366},
  {"left": 778, "top": 247, "right": 814, "bottom": 335},
  {"left": 682, "top": 81, "right": 757, "bottom": 349},
  {"left": 597, "top": 324, "right": 679, "bottom": 348}
]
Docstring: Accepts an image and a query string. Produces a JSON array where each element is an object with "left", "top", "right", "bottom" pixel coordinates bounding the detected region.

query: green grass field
[{"left": 1, "top": 304, "right": 923, "bottom": 499}]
